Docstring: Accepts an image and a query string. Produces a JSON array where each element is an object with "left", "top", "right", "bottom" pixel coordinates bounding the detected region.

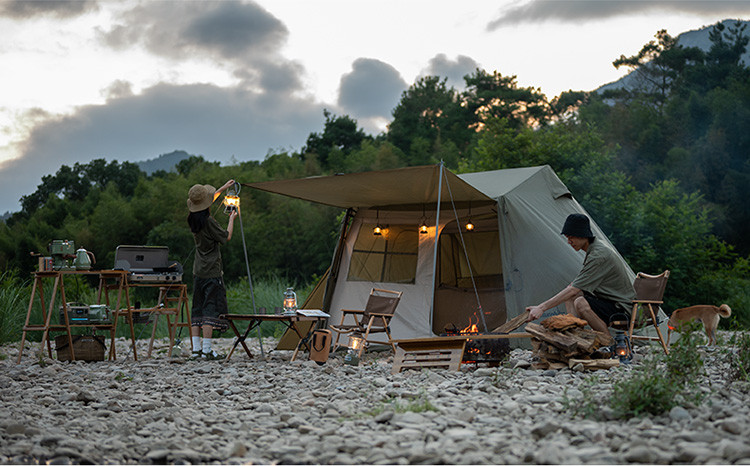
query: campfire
[{"left": 442, "top": 314, "right": 510, "bottom": 366}]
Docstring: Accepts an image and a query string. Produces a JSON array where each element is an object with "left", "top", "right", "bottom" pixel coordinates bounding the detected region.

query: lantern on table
[
  {"left": 343, "top": 332, "right": 364, "bottom": 366},
  {"left": 283, "top": 287, "right": 297, "bottom": 315}
]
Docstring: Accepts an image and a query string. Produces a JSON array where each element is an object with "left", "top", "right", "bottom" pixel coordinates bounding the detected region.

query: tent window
[
  {"left": 348, "top": 224, "right": 418, "bottom": 284},
  {"left": 439, "top": 230, "right": 503, "bottom": 289}
]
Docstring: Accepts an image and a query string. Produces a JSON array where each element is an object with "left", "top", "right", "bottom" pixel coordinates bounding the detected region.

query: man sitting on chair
[{"left": 525, "top": 213, "right": 635, "bottom": 333}]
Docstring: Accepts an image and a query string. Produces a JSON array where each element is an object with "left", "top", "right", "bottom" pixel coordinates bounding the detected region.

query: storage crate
[{"left": 54, "top": 334, "right": 106, "bottom": 362}]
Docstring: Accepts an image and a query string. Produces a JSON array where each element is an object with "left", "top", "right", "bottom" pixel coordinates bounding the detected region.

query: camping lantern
[
  {"left": 223, "top": 183, "right": 241, "bottom": 213},
  {"left": 343, "top": 333, "right": 364, "bottom": 366},
  {"left": 614, "top": 332, "right": 631, "bottom": 364},
  {"left": 283, "top": 287, "right": 297, "bottom": 315}
]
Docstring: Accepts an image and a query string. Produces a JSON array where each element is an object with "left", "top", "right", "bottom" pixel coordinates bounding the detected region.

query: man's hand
[{"left": 526, "top": 305, "right": 544, "bottom": 322}]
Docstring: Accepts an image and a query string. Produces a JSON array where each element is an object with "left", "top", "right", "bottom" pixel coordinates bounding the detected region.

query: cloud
[
  {"left": 0, "top": 81, "right": 324, "bottom": 214},
  {"left": 99, "top": 1, "right": 287, "bottom": 64},
  {"left": 488, "top": 0, "right": 750, "bottom": 29},
  {"left": 0, "top": 0, "right": 97, "bottom": 19},
  {"left": 337, "top": 58, "right": 408, "bottom": 119},
  {"left": 421, "top": 54, "right": 480, "bottom": 90}
]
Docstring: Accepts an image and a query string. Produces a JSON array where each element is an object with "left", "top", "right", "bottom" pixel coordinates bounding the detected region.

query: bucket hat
[
  {"left": 561, "top": 213, "right": 594, "bottom": 238},
  {"left": 187, "top": 184, "right": 216, "bottom": 212}
]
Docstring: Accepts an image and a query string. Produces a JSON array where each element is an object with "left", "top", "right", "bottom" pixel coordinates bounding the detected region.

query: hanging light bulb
[
  {"left": 373, "top": 209, "right": 383, "bottom": 236},
  {"left": 419, "top": 204, "right": 428, "bottom": 234},
  {"left": 465, "top": 202, "right": 474, "bottom": 231}
]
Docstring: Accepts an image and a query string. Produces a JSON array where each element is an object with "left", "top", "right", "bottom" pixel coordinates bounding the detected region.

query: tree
[
  {"left": 388, "top": 76, "right": 471, "bottom": 164},
  {"left": 302, "top": 110, "right": 370, "bottom": 169},
  {"left": 462, "top": 69, "right": 551, "bottom": 129}
]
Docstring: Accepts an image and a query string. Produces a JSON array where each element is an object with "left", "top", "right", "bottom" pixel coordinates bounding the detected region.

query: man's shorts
[{"left": 582, "top": 291, "right": 629, "bottom": 325}]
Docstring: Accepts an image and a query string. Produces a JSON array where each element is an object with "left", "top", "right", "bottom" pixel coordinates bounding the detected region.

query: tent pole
[
  {"left": 322, "top": 208, "right": 354, "bottom": 313},
  {"left": 429, "top": 162, "right": 444, "bottom": 333}
]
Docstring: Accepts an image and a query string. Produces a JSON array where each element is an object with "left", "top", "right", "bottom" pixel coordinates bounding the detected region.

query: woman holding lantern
[{"left": 186, "top": 179, "right": 237, "bottom": 360}]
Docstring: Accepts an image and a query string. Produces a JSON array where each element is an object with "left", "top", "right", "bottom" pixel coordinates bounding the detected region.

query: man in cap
[
  {"left": 187, "top": 179, "right": 237, "bottom": 360},
  {"left": 526, "top": 213, "right": 635, "bottom": 333}
]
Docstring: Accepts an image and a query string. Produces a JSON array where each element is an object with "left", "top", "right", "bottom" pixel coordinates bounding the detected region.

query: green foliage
[
  {"left": 566, "top": 324, "right": 707, "bottom": 420},
  {"left": 729, "top": 332, "right": 750, "bottom": 381},
  {"left": 366, "top": 391, "right": 439, "bottom": 417},
  {"left": 0, "top": 270, "right": 29, "bottom": 345}
]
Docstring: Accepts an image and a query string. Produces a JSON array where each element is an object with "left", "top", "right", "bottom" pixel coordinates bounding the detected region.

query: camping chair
[
  {"left": 610, "top": 270, "right": 671, "bottom": 355},
  {"left": 329, "top": 288, "right": 403, "bottom": 357}
]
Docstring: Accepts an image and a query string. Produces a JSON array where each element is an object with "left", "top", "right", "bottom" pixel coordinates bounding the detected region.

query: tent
[{"left": 246, "top": 164, "right": 648, "bottom": 345}]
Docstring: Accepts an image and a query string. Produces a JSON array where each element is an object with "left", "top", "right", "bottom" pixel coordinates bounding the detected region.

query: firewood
[
  {"left": 492, "top": 310, "right": 530, "bottom": 334},
  {"left": 526, "top": 323, "right": 578, "bottom": 352},
  {"left": 568, "top": 358, "right": 620, "bottom": 370},
  {"left": 541, "top": 314, "right": 587, "bottom": 331}
]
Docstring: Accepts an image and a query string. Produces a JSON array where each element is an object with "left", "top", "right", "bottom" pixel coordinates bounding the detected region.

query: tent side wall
[{"left": 496, "top": 166, "right": 636, "bottom": 323}]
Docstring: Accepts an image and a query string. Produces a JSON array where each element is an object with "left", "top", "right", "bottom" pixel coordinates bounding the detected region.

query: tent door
[{"left": 432, "top": 219, "right": 506, "bottom": 334}]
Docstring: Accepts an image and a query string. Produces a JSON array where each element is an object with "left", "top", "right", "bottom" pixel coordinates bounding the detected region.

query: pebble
[{"left": 1, "top": 334, "right": 749, "bottom": 464}]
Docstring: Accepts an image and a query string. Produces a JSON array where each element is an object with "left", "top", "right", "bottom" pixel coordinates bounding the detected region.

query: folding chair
[
  {"left": 329, "top": 288, "right": 403, "bottom": 357},
  {"left": 610, "top": 270, "right": 670, "bottom": 355}
]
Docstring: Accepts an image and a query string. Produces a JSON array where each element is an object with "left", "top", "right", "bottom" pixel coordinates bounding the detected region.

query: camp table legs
[{"left": 222, "top": 314, "right": 327, "bottom": 361}]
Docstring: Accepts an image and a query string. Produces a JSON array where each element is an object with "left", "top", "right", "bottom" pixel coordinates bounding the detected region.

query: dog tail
[{"left": 719, "top": 304, "right": 732, "bottom": 317}]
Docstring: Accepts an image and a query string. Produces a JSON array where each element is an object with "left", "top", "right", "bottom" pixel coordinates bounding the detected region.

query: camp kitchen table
[
  {"left": 17, "top": 269, "right": 129, "bottom": 363},
  {"left": 221, "top": 311, "right": 328, "bottom": 361}
]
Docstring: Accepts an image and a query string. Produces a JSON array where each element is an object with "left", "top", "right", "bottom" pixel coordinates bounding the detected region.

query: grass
[
  {"left": 565, "top": 321, "right": 708, "bottom": 419},
  {"left": 0, "top": 270, "right": 316, "bottom": 345},
  {"left": 365, "top": 390, "right": 440, "bottom": 417}
]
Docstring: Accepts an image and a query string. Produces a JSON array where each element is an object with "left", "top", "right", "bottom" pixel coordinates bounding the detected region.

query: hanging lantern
[{"left": 283, "top": 287, "right": 297, "bottom": 315}]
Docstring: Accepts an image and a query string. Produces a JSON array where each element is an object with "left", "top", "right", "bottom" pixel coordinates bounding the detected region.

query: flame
[
  {"left": 224, "top": 195, "right": 240, "bottom": 209},
  {"left": 460, "top": 312, "right": 481, "bottom": 334}
]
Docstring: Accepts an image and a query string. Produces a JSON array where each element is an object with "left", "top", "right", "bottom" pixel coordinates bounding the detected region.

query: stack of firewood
[{"left": 526, "top": 314, "right": 618, "bottom": 370}]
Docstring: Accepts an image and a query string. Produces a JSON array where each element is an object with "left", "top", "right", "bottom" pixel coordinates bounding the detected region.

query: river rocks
[{"left": 1, "top": 334, "right": 749, "bottom": 464}]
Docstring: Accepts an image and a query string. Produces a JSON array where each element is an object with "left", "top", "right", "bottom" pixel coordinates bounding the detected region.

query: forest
[{"left": 1, "top": 21, "right": 749, "bottom": 340}]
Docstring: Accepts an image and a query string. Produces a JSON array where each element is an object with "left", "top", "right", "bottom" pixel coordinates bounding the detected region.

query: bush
[{"left": 0, "top": 270, "right": 29, "bottom": 345}]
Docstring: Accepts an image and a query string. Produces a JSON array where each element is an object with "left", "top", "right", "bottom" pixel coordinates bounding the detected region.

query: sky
[{"left": 1, "top": 0, "right": 750, "bottom": 215}]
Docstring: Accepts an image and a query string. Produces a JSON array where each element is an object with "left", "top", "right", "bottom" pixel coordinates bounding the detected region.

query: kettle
[{"left": 74, "top": 248, "right": 96, "bottom": 270}]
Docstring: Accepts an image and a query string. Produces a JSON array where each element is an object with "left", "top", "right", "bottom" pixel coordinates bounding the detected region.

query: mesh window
[{"left": 348, "top": 224, "right": 418, "bottom": 283}]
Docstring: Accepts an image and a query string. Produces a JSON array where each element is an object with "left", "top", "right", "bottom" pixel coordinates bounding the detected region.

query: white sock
[
  {"left": 192, "top": 336, "right": 201, "bottom": 353},
  {"left": 202, "top": 338, "right": 212, "bottom": 355}
]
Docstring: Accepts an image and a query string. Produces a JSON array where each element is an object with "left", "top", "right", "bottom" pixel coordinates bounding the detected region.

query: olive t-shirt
[
  {"left": 192, "top": 216, "right": 228, "bottom": 278},
  {"left": 571, "top": 239, "right": 635, "bottom": 313}
]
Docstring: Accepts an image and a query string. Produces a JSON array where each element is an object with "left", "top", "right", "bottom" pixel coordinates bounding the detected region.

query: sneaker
[
  {"left": 203, "top": 351, "right": 225, "bottom": 361},
  {"left": 188, "top": 350, "right": 203, "bottom": 360}
]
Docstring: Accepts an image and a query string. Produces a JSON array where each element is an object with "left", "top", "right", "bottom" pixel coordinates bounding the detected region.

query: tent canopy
[{"left": 243, "top": 165, "right": 494, "bottom": 210}]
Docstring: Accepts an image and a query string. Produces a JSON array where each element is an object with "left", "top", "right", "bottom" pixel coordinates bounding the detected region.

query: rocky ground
[{"left": 1, "top": 333, "right": 750, "bottom": 465}]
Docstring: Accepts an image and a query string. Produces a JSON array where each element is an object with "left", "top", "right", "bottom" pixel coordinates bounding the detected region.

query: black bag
[{"left": 309, "top": 329, "right": 332, "bottom": 365}]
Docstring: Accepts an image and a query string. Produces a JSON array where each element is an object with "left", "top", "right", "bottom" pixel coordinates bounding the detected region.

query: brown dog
[{"left": 667, "top": 304, "right": 732, "bottom": 345}]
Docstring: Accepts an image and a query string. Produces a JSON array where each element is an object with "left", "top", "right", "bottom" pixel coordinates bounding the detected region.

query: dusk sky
[{"left": 1, "top": 0, "right": 750, "bottom": 214}]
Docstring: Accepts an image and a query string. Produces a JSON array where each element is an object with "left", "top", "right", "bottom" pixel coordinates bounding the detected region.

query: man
[{"left": 526, "top": 213, "right": 634, "bottom": 333}]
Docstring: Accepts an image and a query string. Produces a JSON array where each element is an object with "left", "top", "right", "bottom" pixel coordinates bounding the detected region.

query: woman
[{"left": 186, "top": 179, "right": 237, "bottom": 360}]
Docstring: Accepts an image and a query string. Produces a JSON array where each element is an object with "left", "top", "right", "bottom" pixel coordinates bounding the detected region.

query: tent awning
[{"left": 243, "top": 165, "right": 495, "bottom": 210}]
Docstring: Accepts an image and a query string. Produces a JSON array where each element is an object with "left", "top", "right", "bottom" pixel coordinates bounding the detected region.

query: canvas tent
[{"left": 246, "top": 164, "right": 659, "bottom": 345}]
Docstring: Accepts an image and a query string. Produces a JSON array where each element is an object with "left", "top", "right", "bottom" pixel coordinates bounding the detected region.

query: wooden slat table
[{"left": 391, "top": 333, "right": 531, "bottom": 373}]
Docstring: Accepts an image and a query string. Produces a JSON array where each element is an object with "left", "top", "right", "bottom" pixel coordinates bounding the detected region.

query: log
[
  {"left": 492, "top": 310, "right": 530, "bottom": 334},
  {"left": 568, "top": 358, "right": 620, "bottom": 370},
  {"left": 526, "top": 323, "right": 579, "bottom": 352},
  {"left": 541, "top": 314, "right": 587, "bottom": 331}
]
